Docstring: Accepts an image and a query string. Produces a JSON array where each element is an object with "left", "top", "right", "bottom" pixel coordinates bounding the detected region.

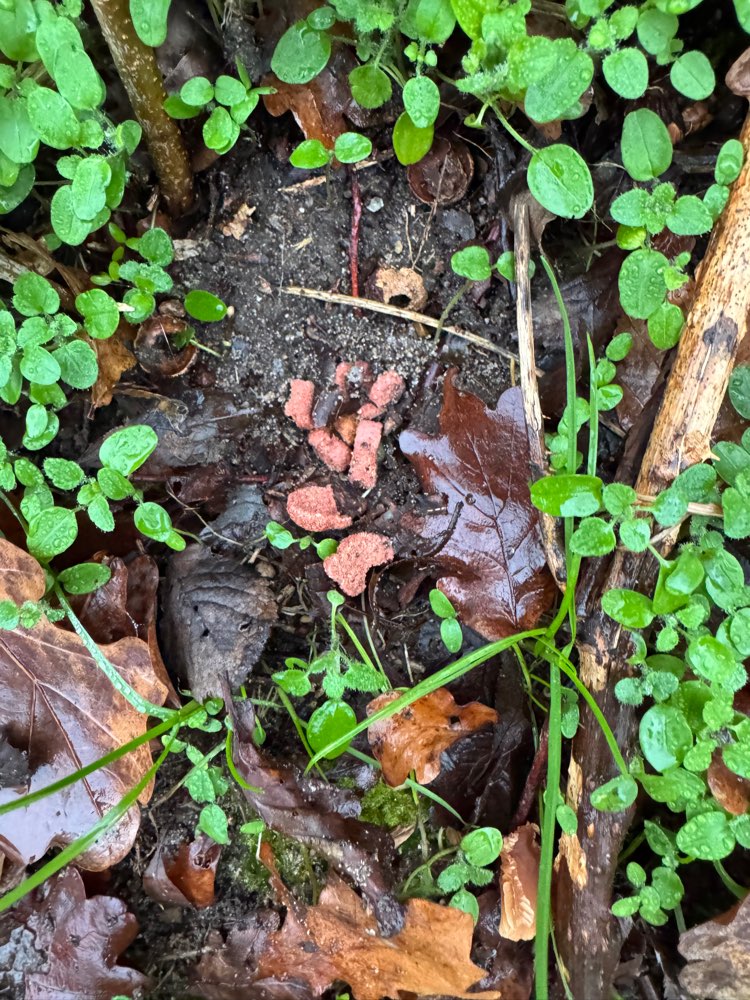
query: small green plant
[
  {"left": 164, "top": 61, "right": 273, "bottom": 155},
  {"left": 291, "top": 132, "right": 373, "bottom": 170},
  {"left": 429, "top": 588, "right": 463, "bottom": 653},
  {"left": 265, "top": 520, "right": 338, "bottom": 559}
]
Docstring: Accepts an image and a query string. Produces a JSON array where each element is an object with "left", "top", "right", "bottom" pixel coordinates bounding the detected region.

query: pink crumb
[
  {"left": 369, "top": 371, "right": 405, "bottom": 409},
  {"left": 358, "top": 402, "right": 381, "bottom": 420},
  {"left": 287, "top": 485, "right": 352, "bottom": 533},
  {"left": 335, "top": 361, "right": 372, "bottom": 396},
  {"left": 334, "top": 413, "right": 359, "bottom": 446},
  {"left": 284, "top": 380, "right": 315, "bottom": 430},
  {"left": 308, "top": 428, "right": 351, "bottom": 472},
  {"left": 349, "top": 419, "right": 382, "bottom": 489},
  {"left": 323, "top": 533, "right": 394, "bottom": 596}
]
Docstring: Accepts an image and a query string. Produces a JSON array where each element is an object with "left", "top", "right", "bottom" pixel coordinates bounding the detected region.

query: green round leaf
[
  {"left": 670, "top": 51, "right": 715, "bottom": 100},
  {"left": 729, "top": 365, "right": 750, "bottom": 419},
  {"left": 181, "top": 75, "right": 215, "bottom": 107},
  {"left": 637, "top": 9, "right": 678, "bottom": 55},
  {"left": 570, "top": 516, "right": 617, "bottom": 557},
  {"left": 602, "top": 48, "right": 649, "bottom": 99},
  {"left": 686, "top": 635, "right": 739, "bottom": 686},
  {"left": 290, "top": 138, "right": 331, "bottom": 169},
  {"left": 392, "top": 113, "right": 433, "bottom": 166},
  {"left": 138, "top": 227, "right": 174, "bottom": 266},
  {"left": 349, "top": 64, "right": 392, "bottom": 109},
  {"left": 527, "top": 145, "right": 593, "bottom": 220},
  {"left": 530, "top": 474, "right": 602, "bottom": 518},
  {"left": 0, "top": 96, "right": 39, "bottom": 164},
  {"left": 75, "top": 288, "right": 119, "bottom": 339},
  {"left": 639, "top": 704, "right": 692, "bottom": 772},
  {"left": 26, "top": 87, "right": 80, "bottom": 150},
  {"left": 676, "top": 811, "right": 735, "bottom": 861},
  {"left": 99, "top": 424, "right": 158, "bottom": 476},
  {"left": 163, "top": 95, "right": 202, "bottom": 120},
  {"left": 307, "top": 700, "right": 357, "bottom": 759},
  {"left": 666, "top": 195, "right": 713, "bottom": 236},
  {"left": 214, "top": 74, "right": 247, "bottom": 107},
  {"left": 197, "top": 803, "right": 230, "bottom": 844},
  {"left": 122, "top": 289, "right": 155, "bottom": 324},
  {"left": 334, "top": 131, "right": 373, "bottom": 164},
  {"left": 449, "top": 888, "right": 479, "bottom": 923},
  {"left": 618, "top": 248, "right": 669, "bottom": 319},
  {"left": 461, "top": 826, "right": 503, "bottom": 866},
  {"left": 13, "top": 272, "right": 59, "bottom": 317},
  {"left": 451, "top": 245, "right": 491, "bottom": 281},
  {"left": 43, "top": 457, "right": 84, "bottom": 490},
  {"left": 621, "top": 109, "right": 673, "bottom": 182},
  {"left": 524, "top": 40, "right": 593, "bottom": 124},
  {"left": 57, "top": 562, "right": 112, "bottom": 594},
  {"left": 647, "top": 301, "right": 683, "bottom": 349},
  {"left": 723, "top": 742, "right": 750, "bottom": 780},
  {"left": 403, "top": 75, "right": 440, "bottom": 128},
  {"left": 129, "top": 0, "right": 171, "bottom": 46},
  {"left": 51, "top": 185, "right": 91, "bottom": 246},
  {"left": 53, "top": 47, "right": 105, "bottom": 111},
  {"left": 27, "top": 506, "right": 78, "bottom": 561},
  {"left": 203, "top": 106, "right": 239, "bottom": 153},
  {"left": 53, "top": 340, "right": 98, "bottom": 389},
  {"left": 602, "top": 588, "right": 655, "bottom": 628},
  {"left": 440, "top": 617, "right": 463, "bottom": 652},
  {"left": 0, "top": 163, "right": 34, "bottom": 215},
  {"left": 590, "top": 775, "right": 638, "bottom": 812},
  {"left": 184, "top": 289, "right": 228, "bottom": 323},
  {"left": 20, "top": 345, "right": 61, "bottom": 386},
  {"left": 97, "top": 467, "right": 134, "bottom": 501},
  {"left": 87, "top": 493, "right": 115, "bottom": 532},
  {"left": 414, "top": 0, "right": 456, "bottom": 42},
  {"left": 71, "top": 156, "right": 111, "bottom": 221},
  {"left": 715, "top": 139, "right": 744, "bottom": 185},
  {"left": 271, "top": 21, "right": 331, "bottom": 85},
  {"left": 135, "top": 501, "right": 173, "bottom": 542},
  {"left": 429, "top": 588, "right": 455, "bottom": 619}
]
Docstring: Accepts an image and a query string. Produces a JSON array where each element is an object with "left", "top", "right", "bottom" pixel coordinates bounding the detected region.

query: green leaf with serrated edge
[
  {"left": 602, "top": 483, "right": 636, "bottom": 516},
  {"left": 26, "top": 87, "right": 80, "bottom": 150},
  {"left": 180, "top": 76, "right": 214, "bottom": 107},
  {"left": 570, "top": 517, "right": 616, "bottom": 557},
  {"left": 57, "top": 562, "right": 111, "bottom": 594},
  {"left": 96, "top": 467, "right": 133, "bottom": 501},
  {"left": 676, "top": 812, "right": 735, "bottom": 861},
  {"left": 87, "top": 493, "right": 114, "bottom": 532},
  {"left": 138, "top": 227, "right": 173, "bottom": 266},
  {"left": 13, "top": 272, "right": 59, "bottom": 317},
  {"left": 53, "top": 340, "right": 98, "bottom": 389},
  {"left": 451, "top": 245, "right": 491, "bottom": 280},
  {"left": 271, "top": 21, "right": 331, "bottom": 85},
  {"left": 27, "top": 506, "right": 78, "bottom": 560},
  {"left": 43, "top": 457, "right": 84, "bottom": 489},
  {"left": 75, "top": 289, "right": 119, "bottom": 339},
  {"left": 403, "top": 76, "right": 440, "bottom": 129},
  {"left": 639, "top": 704, "right": 692, "bottom": 772},
  {"left": 197, "top": 803, "right": 230, "bottom": 844},
  {"left": 349, "top": 64, "right": 392, "bottom": 109}
]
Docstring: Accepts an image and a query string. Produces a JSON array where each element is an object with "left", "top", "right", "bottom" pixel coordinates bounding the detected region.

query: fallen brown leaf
[
  {"left": 679, "top": 895, "right": 750, "bottom": 1000},
  {"left": 0, "top": 540, "right": 168, "bottom": 870},
  {"left": 407, "top": 136, "right": 474, "bottom": 206},
  {"left": 400, "top": 370, "right": 554, "bottom": 639},
  {"left": 91, "top": 325, "right": 137, "bottom": 407},
  {"left": 144, "top": 835, "right": 221, "bottom": 908},
  {"left": 366, "top": 687, "right": 498, "bottom": 787},
  {"left": 256, "top": 845, "right": 502, "bottom": 1000},
  {"left": 7, "top": 867, "right": 149, "bottom": 997},
  {"left": 499, "top": 823, "right": 540, "bottom": 942},
  {"left": 226, "top": 696, "right": 402, "bottom": 932}
]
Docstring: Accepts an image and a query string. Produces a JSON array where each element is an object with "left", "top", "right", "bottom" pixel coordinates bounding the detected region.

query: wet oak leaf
[
  {"left": 257, "top": 855, "right": 502, "bottom": 1000},
  {"left": 366, "top": 688, "right": 498, "bottom": 787},
  {"left": 10, "top": 867, "right": 150, "bottom": 998},
  {"left": 0, "top": 541, "right": 168, "bottom": 870},
  {"left": 400, "top": 372, "right": 554, "bottom": 639}
]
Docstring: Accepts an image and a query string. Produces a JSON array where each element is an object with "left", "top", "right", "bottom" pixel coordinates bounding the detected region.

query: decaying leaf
[
  {"left": 144, "top": 835, "right": 221, "bottom": 908},
  {"left": 499, "top": 823, "right": 540, "bottom": 942},
  {"left": 255, "top": 844, "right": 502, "bottom": 1000},
  {"left": 226, "top": 696, "right": 402, "bottom": 933},
  {"left": 407, "top": 136, "right": 474, "bottom": 206},
  {"left": 707, "top": 752, "right": 750, "bottom": 816},
  {"left": 366, "top": 688, "right": 498, "bottom": 787},
  {"left": 162, "top": 545, "right": 278, "bottom": 701},
  {"left": 0, "top": 540, "right": 168, "bottom": 870},
  {"left": 91, "top": 327, "right": 137, "bottom": 408},
  {"left": 679, "top": 895, "right": 750, "bottom": 1000},
  {"left": 3, "top": 867, "right": 149, "bottom": 997},
  {"left": 400, "top": 371, "right": 554, "bottom": 639}
]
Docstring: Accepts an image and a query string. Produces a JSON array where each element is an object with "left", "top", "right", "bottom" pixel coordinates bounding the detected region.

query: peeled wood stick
[
  {"left": 555, "top": 108, "right": 750, "bottom": 1000},
  {"left": 90, "top": 0, "right": 194, "bottom": 216}
]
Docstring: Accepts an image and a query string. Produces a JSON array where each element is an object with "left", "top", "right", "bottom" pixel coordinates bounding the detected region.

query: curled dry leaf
[
  {"left": 91, "top": 325, "right": 137, "bottom": 407},
  {"left": 400, "top": 371, "right": 554, "bottom": 639},
  {"left": 679, "top": 895, "right": 750, "bottom": 1000},
  {"left": 134, "top": 314, "right": 198, "bottom": 378},
  {"left": 407, "top": 136, "right": 474, "bottom": 206},
  {"left": 367, "top": 687, "right": 498, "bottom": 787},
  {"left": 499, "top": 823, "right": 540, "bottom": 942},
  {"left": 226, "top": 696, "right": 402, "bottom": 933},
  {"left": 255, "top": 843, "right": 502, "bottom": 1000},
  {"left": 0, "top": 540, "right": 168, "bottom": 870},
  {"left": 144, "top": 835, "right": 221, "bottom": 908},
  {"left": 708, "top": 751, "right": 750, "bottom": 815},
  {"left": 6, "top": 867, "right": 149, "bottom": 997}
]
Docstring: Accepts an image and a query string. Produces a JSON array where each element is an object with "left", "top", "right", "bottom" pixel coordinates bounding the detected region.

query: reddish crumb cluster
[
  {"left": 284, "top": 362, "right": 405, "bottom": 491},
  {"left": 286, "top": 485, "right": 353, "bottom": 533},
  {"left": 323, "top": 533, "right": 395, "bottom": 597},
  {"left": 282, "top": 362, "right": 405, "bottom": 594}
]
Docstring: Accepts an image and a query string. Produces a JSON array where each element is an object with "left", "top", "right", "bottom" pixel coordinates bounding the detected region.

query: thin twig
[
  {"left": 282, "top": 284, "right": 535, "bottom": 369},
  {"left": 349, "top": 170, "right": 363, "bottom": 299}
]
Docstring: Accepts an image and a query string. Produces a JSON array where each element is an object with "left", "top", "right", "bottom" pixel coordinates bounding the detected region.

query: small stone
[
  {"left": 349, "top": 419, "right": 383, "bottom": 490},
  {"left": 323, "top": 533, "right": 394, "bottom": 596},
  {"left": 308, "top": 429, "right": 352, "bottom": 472},
  {"left": 287, "top": 485, "right": 353, "bottom": 532},
  {"left": 284, "top": 380, "right": 315, "bottom": 430},
  {"left": 366, "top": 197, "right": 384, "bottom": 213}
]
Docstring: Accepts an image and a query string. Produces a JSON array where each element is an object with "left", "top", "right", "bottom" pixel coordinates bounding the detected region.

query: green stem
[
  {"left": 435, "top": 279, "right": 471, "bottom": 341},
  {"left": 336, "top": 612, "right": 389, "bottom": 687},
  {"left": 55, "top": 583, "right": 171, "bottom": 718},
  {"left": 400, "top": 846, "right": 458, "bottom": 897},
  {"left": 224, "top": 729, "right": 262, "bottom": 792},
  {"left": 714, "top": 859, "right": 749, "bottom": 899},
  {"left": 491, "top": 104, "right": 537, "bottom": 156}
]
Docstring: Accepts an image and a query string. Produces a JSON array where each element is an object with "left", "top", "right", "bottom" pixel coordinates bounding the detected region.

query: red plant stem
[{"left": 349, "top": 170, "right": 363, "bottom": 300}]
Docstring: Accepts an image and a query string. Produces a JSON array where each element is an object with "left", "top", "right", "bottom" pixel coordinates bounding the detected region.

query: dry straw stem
[
  {"left": 555, "top": 108, "right": 750, "bottom": 1000},
  {"left": 90, "top": 0, "right": 193, "bottom": 215}
]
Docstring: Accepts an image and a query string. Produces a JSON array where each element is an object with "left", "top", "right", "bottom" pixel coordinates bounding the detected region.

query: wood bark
[
  {"left": 555, "top": 108, "right": 750, "bottom": 998},
  {"left": 90, "top": 0, "right": 194, "bottom": 216}
]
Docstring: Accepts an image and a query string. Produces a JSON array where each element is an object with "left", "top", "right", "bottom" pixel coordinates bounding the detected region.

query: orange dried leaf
[
  {"left": 499, "top": 823, "right": 540, "bottom": 942},
  {"left": 0, "top": 541, "right": 168, "bottom": 870},
  {"left": 91, "top": 330, "right": 137, "bottom": 408},
  {"left": 367, "top": 687, "right": 498, "bottom": 787}
]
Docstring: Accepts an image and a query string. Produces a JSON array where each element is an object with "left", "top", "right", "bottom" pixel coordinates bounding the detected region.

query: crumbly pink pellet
[
  {"left": 369, "top": 370, "right": 405, "bottom": 409},
  {"left": 284, "top": 380, "right": 315, "bottom": 430},
  {"left": 358, "top": 402, "right": 381, "bottom": 420},
  {"left": 349, "top": 419, "right": 382, "bottom": 489},
  {"left": 323, "top": 532, "right": 394, "bottom": 596},
  {"left": 335, "top": 413, "right": 359, "bottom": 446},
  {"left": 308, "top": 428, "right": 351, "bottom": 472},
  {"left": 287, "top": 485, "right": 353, "bottom": 533}
]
